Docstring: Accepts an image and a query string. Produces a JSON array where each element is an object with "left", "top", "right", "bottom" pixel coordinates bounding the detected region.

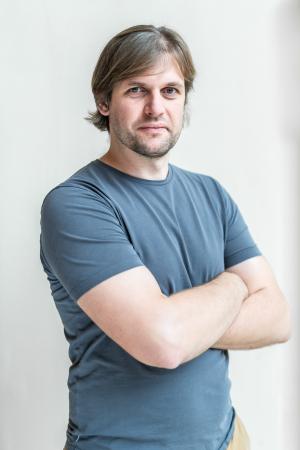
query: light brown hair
[{"left": 85, "top": 24, "right": 196, "bottom": 132}]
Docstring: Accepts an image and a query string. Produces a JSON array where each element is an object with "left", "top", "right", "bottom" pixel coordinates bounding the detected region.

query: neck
[{"left": 99, "top": 147, "right": 170, "bottom": 181}]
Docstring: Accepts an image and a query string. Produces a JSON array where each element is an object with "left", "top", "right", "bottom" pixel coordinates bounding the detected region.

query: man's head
[{"left": 86, "top": 25, "right": 196, "bottom": 159}]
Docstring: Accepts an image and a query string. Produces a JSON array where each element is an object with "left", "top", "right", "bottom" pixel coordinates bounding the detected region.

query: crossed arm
[
  {"left": 211, "top": 255, "right": 291, "bottom": 350},
  {"left": 77, "top": 255, "right": 291, "bottom": 369}
]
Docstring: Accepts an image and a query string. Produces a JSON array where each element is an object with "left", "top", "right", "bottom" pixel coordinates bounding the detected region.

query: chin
[{"left": 130, "top": 145, "right": 172, "bottom": 159}]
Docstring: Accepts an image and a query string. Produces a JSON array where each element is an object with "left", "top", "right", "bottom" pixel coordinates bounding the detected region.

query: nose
[{"left": 144, "top": 91, "right": 165, "bottom": 118}]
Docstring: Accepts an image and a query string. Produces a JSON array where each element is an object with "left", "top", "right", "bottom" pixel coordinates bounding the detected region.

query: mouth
[{"left": 138, "top": 127, "right": 167, "bottom": 132}]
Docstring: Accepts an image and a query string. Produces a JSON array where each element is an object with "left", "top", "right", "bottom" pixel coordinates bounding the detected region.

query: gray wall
[{"left": 1, "top": 1, "right": 299, "bottom": 449}]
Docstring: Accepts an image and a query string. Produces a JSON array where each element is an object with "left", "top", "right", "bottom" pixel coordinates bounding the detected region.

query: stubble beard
[{"left": 111, "top": 118, "right": 183, "bottom": 160}]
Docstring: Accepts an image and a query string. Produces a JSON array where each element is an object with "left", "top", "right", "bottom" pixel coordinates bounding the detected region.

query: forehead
[{"left": 118, "top": 56, "right": 185, "bottom": 88}]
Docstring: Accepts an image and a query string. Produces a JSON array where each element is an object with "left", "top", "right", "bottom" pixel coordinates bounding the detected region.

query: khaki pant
[
  {"left": 226, "top": 414, "right": 251, "bottom": 450},
  {"left": 63, "top": 414, "right": 251, "bottom": 450}
]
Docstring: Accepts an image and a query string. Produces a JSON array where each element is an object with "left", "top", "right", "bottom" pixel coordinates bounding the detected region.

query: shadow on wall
[
  {"left": 275, "top": 1, "right": 300, "bottom": 448},
  {"left": 277, "top": 0, "right": 300, "bottom": 144}
]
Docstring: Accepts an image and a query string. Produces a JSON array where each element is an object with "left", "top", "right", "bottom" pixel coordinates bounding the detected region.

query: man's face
[{"left": 101, "top": 56, "right": 186, "bottom": 159}]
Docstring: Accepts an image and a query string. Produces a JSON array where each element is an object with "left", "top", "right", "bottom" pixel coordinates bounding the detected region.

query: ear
[{"left": 97, "top": 100, "right": 110, "bottom": 117}]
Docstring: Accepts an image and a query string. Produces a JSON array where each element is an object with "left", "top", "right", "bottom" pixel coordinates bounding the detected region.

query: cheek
[
  {"left": 111, "top": 102, "right": 139, "bottom": 125},
  {"left": 172, "top": 104, "right": 185, "bottom": 125}
]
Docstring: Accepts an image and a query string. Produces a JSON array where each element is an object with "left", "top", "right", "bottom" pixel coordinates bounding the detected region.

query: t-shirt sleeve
[
  {"left": 212, "top": 178, "right": 262, "bottom": 268},
  {"left": 40, "top": 184, "right": 144, "bottom": 301}
]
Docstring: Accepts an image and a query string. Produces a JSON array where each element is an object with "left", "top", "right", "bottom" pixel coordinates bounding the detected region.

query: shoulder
[
  {"left": 171, "top": 164, "right": 227, "bottom": 199},
  {"left": 41, "top": 161, "right": 115, "bottom": 216},
  {"left": 171, "top": 163, "right": 219, "bottom": 184}
]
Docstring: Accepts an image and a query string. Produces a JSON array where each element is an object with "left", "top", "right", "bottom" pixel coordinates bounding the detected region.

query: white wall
[{"left": 1, "top": 1, "right": 299, "bottom": 449}]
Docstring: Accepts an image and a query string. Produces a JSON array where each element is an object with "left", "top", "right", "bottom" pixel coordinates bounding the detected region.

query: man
[{"left": 40, "top": 25, "right": 291, "bottom": 450}]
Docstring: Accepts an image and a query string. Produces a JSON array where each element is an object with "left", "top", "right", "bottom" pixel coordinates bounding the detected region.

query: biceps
[
  {"left": 77, "top": 265, "right": 172, "bottom": 367},
  {"left": 226, "top": 255, "right": 279, "bottom": 295}
]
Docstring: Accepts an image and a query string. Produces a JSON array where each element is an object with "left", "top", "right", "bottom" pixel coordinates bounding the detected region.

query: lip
[
  {"left": 138, "top": 126, "right": 167, "bottom": 132},
  {"left": 139, "top": 127, "right": 166, "bottom": 130},
  {"left": 138, "top": 124, "right": 168, "bottom": 130},
  {"left": 138, "top": 127, "right": 167, "bottom": 134}
]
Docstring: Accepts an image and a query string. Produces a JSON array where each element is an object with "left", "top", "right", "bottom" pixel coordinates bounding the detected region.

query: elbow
[
  {"left": 277, "top": 328, "right": 291, "bottom": 344},
  {"left": 278, "top": 324, "right": 292, "bottom": 344},
  {"left": 150, "top": 349, "right": 181, "bottom": 370},
  {"left": 160, "top": 345, "right": 182, "bottom": 369},
  {"left": 148, "top": 327, "right": 182, "bottom": 369},
  {"left": 152, "top": 315, "right": 183, "bottom": 370},
  {"left": 141, "top": 343, "right": 181, "bottom": 370},
  {"left": 277, "top": 302, "right": 292, "bottom": 343},
  {"left": 134, "top": 323, "right": 182, "bottom": 370},
  {"left": 124, "top": 302, "right": 183, "bottom": 370},
  {"left": 144, "top": 297, "right": 189, "bottom": 370}
]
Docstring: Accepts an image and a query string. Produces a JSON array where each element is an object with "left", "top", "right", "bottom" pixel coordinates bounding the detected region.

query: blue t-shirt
[{"left": 40, "top": 159, "right": 261, "bottom": 450}]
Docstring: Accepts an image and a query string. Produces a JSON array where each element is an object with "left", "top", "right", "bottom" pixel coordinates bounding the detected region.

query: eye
[
  {"left": 163, "top": 87, "right": 178, "bottom": 96},
  {"left": 127, "top": 86, "right": 145, "bottom": 95}
]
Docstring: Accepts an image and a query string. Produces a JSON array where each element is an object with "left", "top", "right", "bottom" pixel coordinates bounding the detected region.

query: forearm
[
  {"left": 165, "top": 272, "right": 248, "bottom": 366},
  {"left": 211, "top": 286, "right": 291, "bottom": 350}
]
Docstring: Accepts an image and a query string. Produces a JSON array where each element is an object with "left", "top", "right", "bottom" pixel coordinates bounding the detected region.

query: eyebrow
[{"left": 126, "top": 81, "right": 184, "bottom": 89}]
